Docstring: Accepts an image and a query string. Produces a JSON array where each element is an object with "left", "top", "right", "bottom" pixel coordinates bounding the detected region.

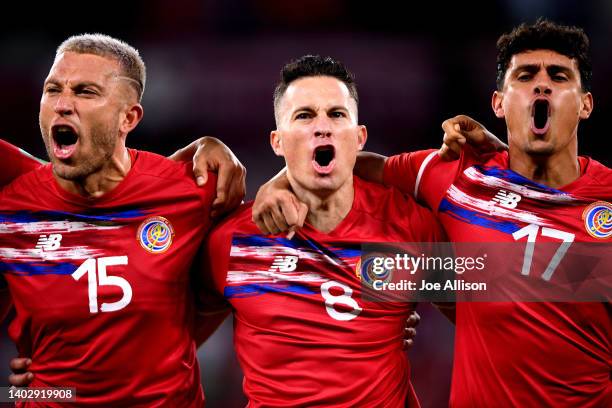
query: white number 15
[{"left": 72, "top": 256, "right": 132, "bottom": 313}]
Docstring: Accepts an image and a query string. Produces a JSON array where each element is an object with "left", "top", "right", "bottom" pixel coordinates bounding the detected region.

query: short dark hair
[
  {"left": 496, "top": 19, "right": 592, "bottom": 92},
  {"left": 273, "top": 55, "right": 358, "bottom": 124}
]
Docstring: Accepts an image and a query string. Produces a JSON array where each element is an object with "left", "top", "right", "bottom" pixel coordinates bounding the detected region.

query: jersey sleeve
[
  {"left": 0, "top": 139, "right": 44, "bottom": 187},
  {"left": 385, "top": 148, "right": 481, "bottom": 213},
  {"left": 383, "top": 149, "right": 438, "bottom": 198}
]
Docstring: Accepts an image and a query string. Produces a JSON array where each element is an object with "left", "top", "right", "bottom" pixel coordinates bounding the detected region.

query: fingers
[
  {"left": 192, "top": 146, "right": 210, "bottom": 187},
  {"left": 8, "top": 358, "right": 34, "bottom": 386},
  {"left": 279, "top": 199, "right": 300, "bottom": 230},
  {"left": 406, "top": 310, "right": 420, "bottom": 327},
  {"left": 211, "top": 161, "right": 246, "bottom": 218},
  {"left": 402, "top": 311, "right": 420, "bottom": 349},
  {"left": 211, "top": 164, "right": 233, "bottom": 218},
  {"left": 403, "top": 339, "right": 413, "bottom": 349},
  {"left": 261, "top": 213, "right": 281, "bottom": 235},
  {"left": 9, "top": 357, "right": 31, "bottom": 372},
  {"left": 9, "top": 372, "right": 34, "bottom": 387}
]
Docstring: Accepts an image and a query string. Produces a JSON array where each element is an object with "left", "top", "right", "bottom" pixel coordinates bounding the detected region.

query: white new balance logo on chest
[
  {"left": 35, "top": 234, "right": 63, "bottom": 251},
  {"left": 269, "top": 256, "right": 298, "bottom": 272},
  {"left": 491, "top": 190, "right": 522, "bottom": 209}
]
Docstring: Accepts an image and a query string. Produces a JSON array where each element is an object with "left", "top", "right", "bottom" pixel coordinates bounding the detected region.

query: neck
[
  {"left": 55, "top": 146, "right": 132, "bottom": 199},
  {"left": 508, "top": 144, "right": 580, "bottom": 189},
  {"left": 289, "top": 175, "right": 355, "bottom": 233}
]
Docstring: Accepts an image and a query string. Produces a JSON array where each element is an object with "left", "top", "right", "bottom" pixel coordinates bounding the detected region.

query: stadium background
[{"left": 1, "top": 1, "right": 610, "bottom": 407}]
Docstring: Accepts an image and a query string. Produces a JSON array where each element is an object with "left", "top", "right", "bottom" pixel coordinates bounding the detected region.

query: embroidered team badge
[
  {"left": 356, "top": 253, "right": 392, "bottom": 287},
  {"left": 137, "top": 216, "right": 175, "bottom": 253},
  {"left": 582, "top": 201, "right": 612, "bottom": 239}
]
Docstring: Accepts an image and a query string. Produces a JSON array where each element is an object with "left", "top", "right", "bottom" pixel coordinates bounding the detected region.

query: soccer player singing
[
  {"left": 0, "top": 34, "right": 244, "bottom": 407},
  {"left": 202, "top": 56, "right": 444, "bottom": 407}
]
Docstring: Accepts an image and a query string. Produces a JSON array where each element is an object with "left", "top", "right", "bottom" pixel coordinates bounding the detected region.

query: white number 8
[{"left": 320, "top": 280, "right": 362, "bottom": 321}]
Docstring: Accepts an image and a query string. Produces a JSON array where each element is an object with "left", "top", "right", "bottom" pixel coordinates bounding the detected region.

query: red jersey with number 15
[
  {"left": 203, "top": 176, "right": 444, "bottom": 407},
  {"left": 384, "top": 149, "right": 612, "bottom": 408},
  {"left": 0, "top": 149, "right": 215, "bottom": 407}
]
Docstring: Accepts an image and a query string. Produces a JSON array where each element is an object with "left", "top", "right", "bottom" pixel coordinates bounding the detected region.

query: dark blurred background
[{"left": 1, "top": 1, "right": 611, "bottom": 407}]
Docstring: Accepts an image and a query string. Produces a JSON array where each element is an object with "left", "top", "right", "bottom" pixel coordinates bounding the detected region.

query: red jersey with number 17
[
  {"left": 384, "top": 149, "right": 611, "bottom": 408},
  {"left": 0, "top": 149, "right": 215, "bottom": 407},
  {"left": 203, "top": 176, "right": 444, "bottom": 407}
]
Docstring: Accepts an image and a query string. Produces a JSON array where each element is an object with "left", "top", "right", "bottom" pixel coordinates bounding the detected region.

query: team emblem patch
[
  {"left": 356, "top": 253, "right": 392, "bottom": 286},
  {"left": 582, "top": 201, "right": 612, "bottom": 239},
  {"left": 137, "top": 216, "right": 175, "bottom": 253}
]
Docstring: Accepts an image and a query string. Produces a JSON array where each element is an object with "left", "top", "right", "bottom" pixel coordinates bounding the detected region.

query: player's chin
[{"left": 525, "top": 141, "right": 556, "bottom": 156}]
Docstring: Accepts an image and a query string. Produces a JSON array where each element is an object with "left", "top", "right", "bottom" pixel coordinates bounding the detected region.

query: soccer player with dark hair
[
  {"left": 202, "top": 54, "right": 446, "bottom": 406},
  {"left": 255, "top": 20, "right": 611, "bottom": 407}
]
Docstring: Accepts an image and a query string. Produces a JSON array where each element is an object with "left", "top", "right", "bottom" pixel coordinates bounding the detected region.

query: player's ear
[
  {"left": 121, "top": 103, "right": 144, "bottom": 134},
  {"left": 270, "top": 130, "right": 284, "bottom": 156},
  {"left": 492, "top": 91, "right": 505, "bottom": 118},
  {"left": 579, "top": 92, "right": 593, "bottom": 119},
  {"left": 356, "top": 125, "right": 367, "bottom": 150}
]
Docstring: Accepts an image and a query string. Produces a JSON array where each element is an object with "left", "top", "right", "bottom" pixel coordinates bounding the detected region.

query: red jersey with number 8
[{"left": 203, "top": 176, "right": 444, "bottom": 407}]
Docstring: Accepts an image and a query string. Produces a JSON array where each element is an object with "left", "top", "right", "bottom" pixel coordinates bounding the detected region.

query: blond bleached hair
[{"left": 57, "top": 33, "right": 146, "bottom": 102}]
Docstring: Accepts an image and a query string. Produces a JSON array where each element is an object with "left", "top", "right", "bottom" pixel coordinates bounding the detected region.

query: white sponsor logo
[
  {"left": 491, "top": 190, "right": 522, "bottom": 209},
  {"left": 269, "top": 255, "right": 299, "bottom": 272},
  {"left": 35, "top": 234, "right": 63, "bottom": 251}
]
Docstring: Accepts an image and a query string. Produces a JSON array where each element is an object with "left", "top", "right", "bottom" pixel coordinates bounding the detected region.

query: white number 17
[{"left": 512, "top": 224, "right": 574, "bottom": 281}]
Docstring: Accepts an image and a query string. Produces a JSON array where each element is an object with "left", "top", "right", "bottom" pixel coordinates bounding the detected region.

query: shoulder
[
  {"left": 584, "top": 157, "right": 612, "bottom": 186},
  {"left": 354, "top": 176, "right": 434, "bottom": 221},
  {"left": 130, "top": 149, "right": 218, "bottom": 202},
  {"left": 1, "top": 164, "right": 54, "bottom": 197}
]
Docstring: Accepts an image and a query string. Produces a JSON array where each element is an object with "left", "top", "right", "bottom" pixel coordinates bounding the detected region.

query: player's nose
[
  {"left": 53, "top": 94, "right": 75, "bottom": 116},
  {"left": 313, "top": 116, "right": 332, "bottom": 138},
  {"left": 533, "top": 73, "right": 552, "bottom": 96}
]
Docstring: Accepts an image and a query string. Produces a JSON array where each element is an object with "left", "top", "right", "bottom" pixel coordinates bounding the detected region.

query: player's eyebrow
[
  {"left": 512, "top": 64, "right": 541, "bottom": 74},
  {"left": 292, "top": 106, "right": 316, "bottom": 115},
  {"left": 546, "top": 64, "right": 574, "bottom": 77}
]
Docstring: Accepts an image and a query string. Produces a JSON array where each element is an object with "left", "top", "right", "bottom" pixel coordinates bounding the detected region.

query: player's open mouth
[
  {"left": 51, "top": 124, "right": 79, "bottom": 159},
  {"left": 531, "top": 99, "right": 551, "bottom": 135},
  {"left": 312, "top": 145, "right": 336, "bottom": 174}
]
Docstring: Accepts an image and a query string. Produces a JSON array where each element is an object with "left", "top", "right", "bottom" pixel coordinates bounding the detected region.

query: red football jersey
[
  {"left": 0, "top": 139, "right": 43, "bottom": 320},
  {"left": 0, "top": 139, "right": 44, "bottom": 186},
  {"left": 385, "top": 149, "right": 612, "bottom": 407},
  {"left": 0, "top": 149, "right": 215, "bottom": 407},
  {"left": 203, "top": 176, "right": 444, "bottom": 407}
]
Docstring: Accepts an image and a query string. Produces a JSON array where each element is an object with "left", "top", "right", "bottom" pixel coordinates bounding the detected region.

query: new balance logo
[
  {"left": 269, "top": 256, "right": 298, "bottom": 272},
  {"left": 491, "top": 190, "right": 522, "bottom": 209},
  {"left": 35, "top": 234, "right": 63, "bottom": 251}
]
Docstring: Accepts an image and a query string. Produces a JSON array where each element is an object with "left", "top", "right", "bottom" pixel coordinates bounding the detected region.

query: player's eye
[
  {"left": 77, "top": 88, "right": 98, "bottom": 96},
  {"left": 330, "top": 111, "right": 346, "bottom": 118},
  {"left": 552, "top": 74, "right": 568, "bottom": 81},
  {"left": 517, "top": 73, "right": 532, "bottom": 81},
  {"left": 295, "top": 112, "right": 311, "bottom": 120},
  {"left": 44, "top": 86, "right": 60, "bottom": 94}
]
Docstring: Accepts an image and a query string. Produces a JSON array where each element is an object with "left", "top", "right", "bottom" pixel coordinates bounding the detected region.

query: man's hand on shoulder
[
  {"left": 169, "top": 137, "right": 246, "bottom": 218},
  {"left": 252, "top": 168, "right": 308, "bottom": 239},
  {"left": 439, "top": 115, "right": 508, "bottom": 161}
]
